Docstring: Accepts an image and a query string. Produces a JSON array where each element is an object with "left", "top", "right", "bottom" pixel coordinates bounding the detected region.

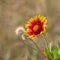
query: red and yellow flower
[{"left": 25, "top": 15, "right": 48, "bottom": 39}]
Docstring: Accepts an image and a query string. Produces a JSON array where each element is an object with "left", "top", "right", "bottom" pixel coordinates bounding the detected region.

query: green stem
[
  {"left": 42, "top": 35, "right": 53, "bottom": 60},
  {"left": 43, "top": 35, "right": 49, "bottom": 50}
]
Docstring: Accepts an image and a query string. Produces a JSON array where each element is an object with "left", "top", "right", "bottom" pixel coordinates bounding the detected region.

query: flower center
[{"left": 33, "top": 25, "right": 39, "bottom": 31}]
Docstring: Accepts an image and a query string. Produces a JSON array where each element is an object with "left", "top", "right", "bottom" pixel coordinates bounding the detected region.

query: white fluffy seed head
[
  {"left": 15, "top": 26, "right": 25, "bottom": 36},
  {"left": 15, "top": 26, "right": 26, "bottom": 40}
]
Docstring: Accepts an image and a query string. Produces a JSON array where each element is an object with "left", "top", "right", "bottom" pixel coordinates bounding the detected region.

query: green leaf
[
  {"left": 57, "top": 57, "right": 60, "bottom": 60},
  {"left": 51, "top": 47, "right": 58, "bottom": 60},
  {"left": 44, "top": 48, "right": 50, "bottom": 56},
  {"left": 58, "top": 49, "right": 60, "bottom": 55}
]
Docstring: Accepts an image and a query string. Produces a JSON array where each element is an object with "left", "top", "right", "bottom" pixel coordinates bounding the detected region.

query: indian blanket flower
[{"left": 25, "top": 15, "right": 48, "bottom": 39}]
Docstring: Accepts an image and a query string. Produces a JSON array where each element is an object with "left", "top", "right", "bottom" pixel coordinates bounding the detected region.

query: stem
[
  {"left": 42, "top": 35, "right": 53, "bottom": 60},
  {"left": 18, "top": 36, "right": 37, "bottom": 51},
  {"left": 43, "top": 35, "right": 49, "bottom": 50},
  {"left": 28, "top": 47, "right": 32, "bottom": 60},
  {"left": 18, "top": 36, "right": 41, "bottom": 60},
  {"left": 28, "top": 38, "right": 43, "bottom": 60}
]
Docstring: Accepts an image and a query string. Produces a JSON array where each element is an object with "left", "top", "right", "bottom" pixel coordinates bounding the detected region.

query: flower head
[{"left": 25, "top": 15, "right": 48, "bottom": 39}]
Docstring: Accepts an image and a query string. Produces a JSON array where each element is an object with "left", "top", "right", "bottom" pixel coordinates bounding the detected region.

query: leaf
[
  {"left": 58, "top": 49, "right": 60, "bottom": 55},
  {"left": 57, "top": 57, "right": 60, "bottom": 60},
  {"left": 44, "top": 48, "right": 50, "bottom": 56},
  {"left": 51, "top": 47, "right": 58, "bottom": 60}
]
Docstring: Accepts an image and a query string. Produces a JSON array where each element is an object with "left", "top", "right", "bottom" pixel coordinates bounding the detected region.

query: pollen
[{"left": 33, "top": 25, "right": 39, "bottom": 32}]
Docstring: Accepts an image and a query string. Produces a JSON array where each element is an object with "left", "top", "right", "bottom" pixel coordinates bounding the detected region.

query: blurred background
[{"left": 0, "top": 0, "right": 60, "bottom": 60}]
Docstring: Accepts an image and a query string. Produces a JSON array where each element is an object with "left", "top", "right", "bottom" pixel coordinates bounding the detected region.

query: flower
[{"left": 25, "top": 15, "right": 48, "bottom": 39}]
